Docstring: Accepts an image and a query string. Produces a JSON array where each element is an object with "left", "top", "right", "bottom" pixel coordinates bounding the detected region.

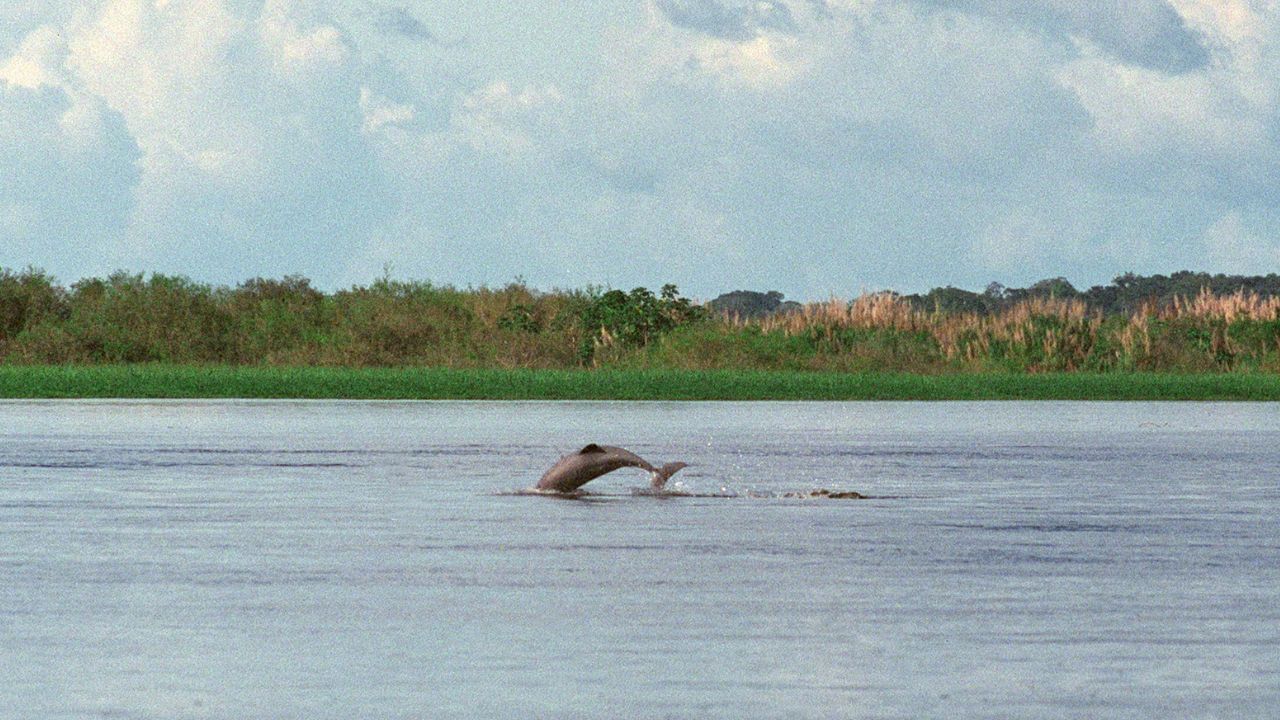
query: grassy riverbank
[
  {"left": 3, "top": 270, "right": 1280, "bottom": 399},
  {"left": 5, "top": 269, "right": 1280, "bottom": 374},
  {"left": 1, "top": 365, "right": 1277, "bottom": 400}
]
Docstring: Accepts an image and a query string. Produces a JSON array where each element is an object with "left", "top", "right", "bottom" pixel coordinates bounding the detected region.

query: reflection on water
[{"left": 1, "top": 400, "right": 1279, "bottom": 719}]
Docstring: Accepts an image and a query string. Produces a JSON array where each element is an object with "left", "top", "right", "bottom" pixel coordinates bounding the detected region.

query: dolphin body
[{"left": 536, "top": 444, "right": 688, "bottom": 493}]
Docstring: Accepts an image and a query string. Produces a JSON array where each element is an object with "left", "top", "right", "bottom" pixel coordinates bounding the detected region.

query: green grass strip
[{"left": 0, "top": 365, "right": 1278, "bottom": 400}]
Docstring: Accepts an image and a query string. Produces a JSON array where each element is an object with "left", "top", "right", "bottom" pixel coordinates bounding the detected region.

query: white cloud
[
  {"left": 918, "top": 0, "right": 1211, "bottom": 73},
  {"left": 1, "top": 53, "right": 139, "bottom": 273},
  {"left": 352, "top": 0, "right": 1216, "bottom": 294},
  {"left": 0, "top": 26, "right": 70, "bottom": 89},
  {"left": 1202, "top": 211, "right": 1280, "bottom": 273},
  {"left": 260, "top": 4, "right": 350, "bottom": 76},
  {"left": 969, "top": 209, "right": 1080, "bottom": 280},
  {"left": 16, "top": 0, "right": 394, "bottom": 280},
  {"left": 1170, "top": 0, "right": 1268, "bottom": 49},
  {"left": 450, "top": 81, "right": 564, "bottom": 157},
  {"left": 690, "top": 32, "right": 805, "bottom": 88},
  {"left": 359, "top": 87, "right": 414, "bottom": 134},
  {"left": 5, "top": 0, "right": 1280, "bottom": 296},
  {"left": 1055, "top": 46, "right": 1268, "bottom": 163}
]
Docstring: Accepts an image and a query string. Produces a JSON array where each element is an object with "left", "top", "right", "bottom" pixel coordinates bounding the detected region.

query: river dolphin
[{"left": 536, "top": 444, "right": 688, "bottom": 493}]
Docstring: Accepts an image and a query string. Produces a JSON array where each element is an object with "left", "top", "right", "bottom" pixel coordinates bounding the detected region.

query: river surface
[{"left": 1, "top": 400, "right": 1278, "bottom": 719}]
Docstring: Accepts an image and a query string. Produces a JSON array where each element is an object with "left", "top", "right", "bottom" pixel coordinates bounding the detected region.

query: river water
[{"left": 1, "top": 400, "right": 1277, "bottom": 719}]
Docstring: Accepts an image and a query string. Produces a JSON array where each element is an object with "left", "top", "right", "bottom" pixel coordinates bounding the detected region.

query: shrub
[
  {"left": 60, "top": 272, "right": 231, "bottom": 363},
  {"left": 0, "top": 268, "right": 66, "bottom": 344},
  {"left": 575, "top": 284, "right": 705, "bottom": 364}
]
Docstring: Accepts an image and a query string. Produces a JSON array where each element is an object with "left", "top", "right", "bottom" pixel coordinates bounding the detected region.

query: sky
[{"left": 2, "top": 0, "right": 1279, "bottom": 300}]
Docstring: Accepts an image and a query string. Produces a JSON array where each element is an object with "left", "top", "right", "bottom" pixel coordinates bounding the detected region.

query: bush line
[{"left": 2, "top": 269, "right": 1280, "bottom": 375}]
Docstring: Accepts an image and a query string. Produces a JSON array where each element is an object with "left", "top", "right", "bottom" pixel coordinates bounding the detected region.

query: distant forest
[
  {"left": 2, "top": 267, "right": 1279, "bottom": 372},
  {"left": 708, "top": 271, "right": 1280, "bottom": 318}
]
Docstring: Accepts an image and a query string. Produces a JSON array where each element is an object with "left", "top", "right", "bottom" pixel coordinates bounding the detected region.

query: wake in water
[
  {"left": 494, "top": 482, "right": 871, "bottom": 500},
  {"left": 491, "top": 485, "right": 733, "bottom": 499},
  {"left": 628, "top": 484, "right": 736, "bottom": 498}
]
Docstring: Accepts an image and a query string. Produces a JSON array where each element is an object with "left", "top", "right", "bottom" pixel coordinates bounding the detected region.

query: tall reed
[
  {"left": 2, "top": 268, "right": 1278, "bottom": 373},
  {"left": 719, "top": 289, "right": 1279, "bottom": 372}
]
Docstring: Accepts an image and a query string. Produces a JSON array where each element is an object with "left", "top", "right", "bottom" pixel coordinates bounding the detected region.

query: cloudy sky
[{"left": 2, "top": 0, "right": 1278, "bottom": 299}]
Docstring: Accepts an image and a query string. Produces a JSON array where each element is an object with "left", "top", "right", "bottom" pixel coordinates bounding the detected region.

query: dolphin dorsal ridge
[{"left": 578, "top": 443, "right": 606, "bottom": 454}]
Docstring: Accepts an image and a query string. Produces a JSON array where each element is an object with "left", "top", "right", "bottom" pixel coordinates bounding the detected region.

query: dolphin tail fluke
[{"left": 650, "top": 461, "right": 688, "bottom": 489}]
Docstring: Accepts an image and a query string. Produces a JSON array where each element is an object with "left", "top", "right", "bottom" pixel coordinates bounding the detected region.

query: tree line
[
  {"left": 2, "top": 267, "right": 1278, "bottom": 372},
  {"left": 709, "top": 271, "right": 1280, "bottom": 318}
]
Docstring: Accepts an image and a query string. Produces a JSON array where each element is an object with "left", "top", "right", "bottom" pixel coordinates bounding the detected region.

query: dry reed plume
[
  {"left": 726, "top": 289, "right": 1280, "bottom": 372},
  {"left": 2, "top": 267, "right": 1279, "bottom": 372},
  {"left": 1167, "top": 287, "right": 1280, "bottom": 321}
]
